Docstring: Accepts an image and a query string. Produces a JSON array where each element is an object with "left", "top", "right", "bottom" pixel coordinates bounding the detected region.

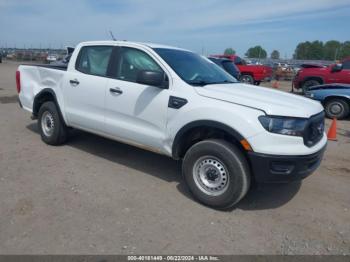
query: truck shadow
[{"left": 27, "top": 123, "right": 301, "bottom": 211}]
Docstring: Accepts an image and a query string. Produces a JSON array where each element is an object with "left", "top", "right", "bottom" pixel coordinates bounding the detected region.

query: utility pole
[{"left": 334, "top": 47, "right": 339, "bottom": 62}]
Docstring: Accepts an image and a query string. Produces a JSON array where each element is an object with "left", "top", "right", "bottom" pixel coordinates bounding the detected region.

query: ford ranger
[{"left": 16, "top": 41, "right": 327, "bottom": 209}]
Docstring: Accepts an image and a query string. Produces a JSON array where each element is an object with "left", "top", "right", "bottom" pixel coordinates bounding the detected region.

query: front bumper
[{"left": 247, "top": 144, "right": 326, "bottom": 183}]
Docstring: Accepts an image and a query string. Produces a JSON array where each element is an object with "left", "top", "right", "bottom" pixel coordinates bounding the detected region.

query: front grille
[{"left": 303, "top": 112, "right": 325, "bottom": 147}]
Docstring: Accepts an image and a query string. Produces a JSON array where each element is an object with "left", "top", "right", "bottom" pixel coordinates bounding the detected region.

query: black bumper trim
[{"left": 248, "top": 145, "right": 327, "bottom": 183}]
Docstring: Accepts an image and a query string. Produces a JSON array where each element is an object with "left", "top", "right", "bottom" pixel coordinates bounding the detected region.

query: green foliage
[
  {"left": 270, "top": 50, "right": 280, "bottom": 59},
  {"left": 294, "top": 41, "right": 324, "bottom": 60},
  {"left": 323, "top": 40, "right": 341, "bottom": 60},
  {"left": 339, "top": 41, "right": 350, "bottom": 60},
  {"left": 245, "top": 46, "right": 267, "bottom": 58},
  {"left": 224, "top": 48, "right": 236, "bottom": 55},
  {"left": 294, "top": 40, "right": 350, "bottom": 60}
]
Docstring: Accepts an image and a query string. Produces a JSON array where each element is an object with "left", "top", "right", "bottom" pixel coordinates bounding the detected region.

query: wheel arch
[
  {"left": 323, "top": 95, "right": 350, "bottom": 106},
  {"left": 172, "top": 120, "right": 246, "bottom": 160},
  {"left": 33, "top": 88, "right": 67, "bottom": 124},
  {"left": 302, "top": 76, "right": 324, "bottom": 85}
]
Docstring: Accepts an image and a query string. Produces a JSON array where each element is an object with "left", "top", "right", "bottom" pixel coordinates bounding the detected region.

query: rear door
[
  {"left": 64, "top": 45, "right": 113, "bottom": 132},
  {"left": 104, "top": 46, "right": 170, "bottom": 152}
]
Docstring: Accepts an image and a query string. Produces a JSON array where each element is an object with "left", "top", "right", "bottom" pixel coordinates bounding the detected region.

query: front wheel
[
  {"left": 325, "top": 98, "right": 349, "bottom": 119},
  {"left": 240, "top": 74, "right": 254, "bottom": 84},
  {"left": 182, "top": 139, "right": 251, "bottom": 209},
  {"left": 302, "top": 79, "right": 320, "bottom": 93}
]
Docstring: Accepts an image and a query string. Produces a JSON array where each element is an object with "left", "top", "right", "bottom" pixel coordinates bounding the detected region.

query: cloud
[{"left": 0, "top": 0, "right": 349, "bottom": 56}]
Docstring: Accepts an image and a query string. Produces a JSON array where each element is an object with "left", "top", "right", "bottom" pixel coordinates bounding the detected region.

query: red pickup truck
[
  {"left": 293, "top": 57, "right": 350, "bottom": 93},
  {"left": 211, "top": 55, "right": 272, "bottom": 85}
]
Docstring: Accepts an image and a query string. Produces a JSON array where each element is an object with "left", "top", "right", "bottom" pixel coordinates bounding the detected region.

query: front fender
[{"left": 166, "top": 99, "right": 266, "bottom": 155}]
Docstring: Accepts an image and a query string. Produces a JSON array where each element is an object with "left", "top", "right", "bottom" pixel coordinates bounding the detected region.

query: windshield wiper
[
  {"left": 189, "top": 80, "right": 236, "bottom": 86},
  {"left": 189, "top": 80, "right": 237, "bottom": 86},
  {"left": 188, "top": 80, "right": 211, "bottom": 86},
  {"left": 210, "top": 80, "right": 237, "bottom": 85}
]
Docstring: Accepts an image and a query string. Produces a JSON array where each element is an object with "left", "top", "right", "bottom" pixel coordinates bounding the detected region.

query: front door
[{"left": 105, "top": 46, "right": 169, "bottom": 152}]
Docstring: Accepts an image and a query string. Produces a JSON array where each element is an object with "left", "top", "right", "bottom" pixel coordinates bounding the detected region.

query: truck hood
[{"left": 194, "top": 83, "right": 323, "bottom": 118}]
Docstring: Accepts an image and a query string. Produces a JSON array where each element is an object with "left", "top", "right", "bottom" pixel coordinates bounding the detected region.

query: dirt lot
[{"left": 0, "top": 61, "right": 349, "bottom": 255}]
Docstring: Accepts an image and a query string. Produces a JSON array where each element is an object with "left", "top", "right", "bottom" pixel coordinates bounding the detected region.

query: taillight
[{"left": 16, "top": 70, "right": 21, "bottom": 93}]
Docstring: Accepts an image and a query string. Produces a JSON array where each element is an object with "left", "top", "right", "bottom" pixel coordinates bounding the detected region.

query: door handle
[
  {"left": 109, "top": 87, "right": 123, "bottom": 94},
  {"left": 70, "top": 79, "right": 80, "bottom": 85}
]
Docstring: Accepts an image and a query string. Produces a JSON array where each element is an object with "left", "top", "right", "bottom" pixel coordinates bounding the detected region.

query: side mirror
[
  {"left": 136, "top": 70, "right": 168, "bottom": 89},
  {"left": 331, "top": 64, "right": 343, "bottom": 73}
]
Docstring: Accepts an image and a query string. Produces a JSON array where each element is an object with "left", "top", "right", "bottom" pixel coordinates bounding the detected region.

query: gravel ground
[{"left": 0, "top": 61, "right": 349, "bottom": 255}]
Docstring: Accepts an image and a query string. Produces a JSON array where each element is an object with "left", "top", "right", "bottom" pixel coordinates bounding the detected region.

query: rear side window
[
  {"left": 76, "top": 46, "right": 113, "bottom": 76},
  {"left": 115, "top": 47, "right": 163, "bottom": 82}
]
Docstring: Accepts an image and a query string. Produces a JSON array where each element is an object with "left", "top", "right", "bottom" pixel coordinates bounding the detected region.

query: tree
[
  {"left": 224, "top": 48, "right": 236, "bottom": 55},
  {"left": 294, "top": 41, "right": 311, "bottom": 59},
  {"left": 323, "top": 40, "right": 341, "bottom": 60},
  {"left": 245, "top": 46, "right": 267, "bottom": 58},
  {"left": 339, "top": 41, "right": 350, "bottom": 60},
  {"left": 309, "top": 41, "right": 324, "bottom": 60},
  {"left": 294, "top": 41, "right": 324, "bottom": 60},
  {"left": 270, "top": 50, "right": 280, "bottom": 59}
]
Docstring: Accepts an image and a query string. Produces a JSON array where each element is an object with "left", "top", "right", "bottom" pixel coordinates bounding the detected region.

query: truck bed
[
  {"left": 22, "top": 63, "right": 68, "bottom": 71},
  {"left": 18, "top": 64, "right": 67, "bottom": 112}
]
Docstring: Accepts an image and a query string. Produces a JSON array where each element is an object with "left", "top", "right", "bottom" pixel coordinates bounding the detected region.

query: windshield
[{"left": 154, "top": 48, "right": 238, "bottom": 86}]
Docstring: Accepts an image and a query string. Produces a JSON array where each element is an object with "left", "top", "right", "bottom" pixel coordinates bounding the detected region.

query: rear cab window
[{"left": 75, "top": 46, "right": 113, "bottom": 76}]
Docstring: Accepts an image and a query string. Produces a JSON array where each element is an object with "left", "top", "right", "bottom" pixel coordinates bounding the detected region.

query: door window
[
  {"left": 116, "top": 47, "right": 163, "bottom": 82},
  {"left": 76, "top": 46, "right": 113, "bottom": 76}
]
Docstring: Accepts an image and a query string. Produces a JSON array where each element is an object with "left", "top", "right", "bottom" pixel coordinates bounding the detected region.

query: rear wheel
[
  {"left": 302, "top": 79, "right": 321, "bottom": 93},
  {"left": 240, "top": 74, "right": 254, "bottom": 84},
  {"left": 325, "top": 98, "right": 349, "bottom": 119},
  {"left": 182, "top": 139, "right": 250, "bottom": 209},
  {"left": 38, "top": 101, "right": 68, "bottom": 145}
]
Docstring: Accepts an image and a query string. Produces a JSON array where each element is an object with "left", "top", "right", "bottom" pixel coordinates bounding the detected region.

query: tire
[
  {"left": 302, "top": 79, "right": 321, "bottom": 93},
  {"left": 182, "top": 139, "right": 251, "bottom": 209},
  {"left": 38, "top": 101, "right": 68, "bottom": 145},
  {"left": 240, "top": 74, "right": 254, "bottom": 84},
  {"left": 325, "top": 98, "right": 350, "bottom": 120},
  {"left": 254, "top": 81, "right": 261, "bottom": 86}
]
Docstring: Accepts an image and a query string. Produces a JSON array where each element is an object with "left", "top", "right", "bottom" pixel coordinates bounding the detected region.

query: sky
[{"left": 0, "top": 0, "right": 349, "bottom": 58}]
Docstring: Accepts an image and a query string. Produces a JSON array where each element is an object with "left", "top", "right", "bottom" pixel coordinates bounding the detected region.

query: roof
[{"left": 79, "top": 40, "right": 190, "bottom": 52}]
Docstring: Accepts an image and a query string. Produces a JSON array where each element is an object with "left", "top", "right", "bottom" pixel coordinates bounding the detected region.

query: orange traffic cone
[
  {"left": 272, "top": 80, "right": 279, "bottom": 89},
  {"left": 327, "top": 118, "right": 337, "bottom": 141}
]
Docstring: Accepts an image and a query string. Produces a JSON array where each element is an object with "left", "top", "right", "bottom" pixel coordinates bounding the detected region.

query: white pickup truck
[{"left": 16, "top": 41, "right": 327, "bottom": 208}]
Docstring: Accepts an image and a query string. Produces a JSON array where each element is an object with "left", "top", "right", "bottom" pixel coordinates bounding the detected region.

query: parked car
[
  {"left": 50, "top": 47, "right": 74, "bottom": 66},
  {"left": 293, "top": 57, "right": 350, "bottom": 93},
  {"left": 208, "top": 57, "right": 240, "bottom": 79},
  {"left": 0, "top": 53, "right": 2, "bottom": 63},
  {"left": 16, "top": 41, "right": 326, "bottom": 209},
  {"left": 305, "top": 83, "right": 350, "bottom": 119},
  {"left": 46, "top": 54, "right": 58, "bottom": 62},
  {"left": 211, "top": 54, "right": 272, "bottom": 85}
]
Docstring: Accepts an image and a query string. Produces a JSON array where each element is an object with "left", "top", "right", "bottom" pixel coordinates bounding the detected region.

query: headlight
[
  {"left": 258, "top": 116, "right": 308, "bottom": 136},
  {"left": 304, "top": 92, "right": 314, "bottom": 98}
]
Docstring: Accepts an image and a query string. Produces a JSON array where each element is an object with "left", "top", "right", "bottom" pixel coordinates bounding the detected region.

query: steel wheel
[
  {"left": 192, "top": 156, "right": 229, "bottom": 196},
  {"left": 41, "top": 111, "right": 55, "bottom": 137},
  {"left": 240, "top": 74, "right": 254, "bottom": 84},
  {"left": 329, "top": 102, "right": 344, "bottom": 116},
  {"left": 325, "top": 98, "right": 349, "bottom": 119}
]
